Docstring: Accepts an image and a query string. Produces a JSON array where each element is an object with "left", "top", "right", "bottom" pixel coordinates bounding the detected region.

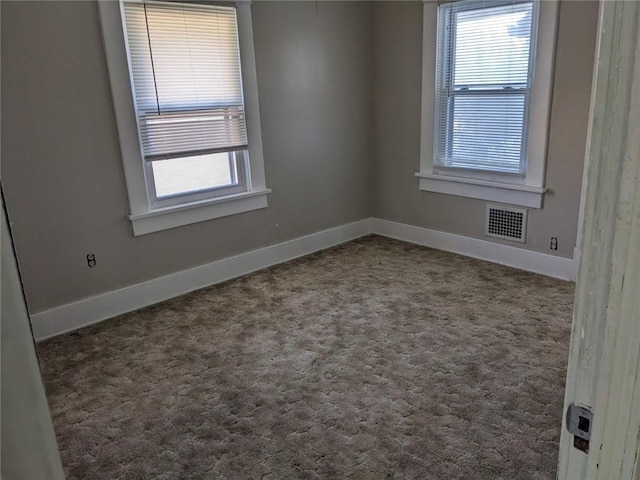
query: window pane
[
  {"left": 151, "top": 153, "right": 237, "bottom": 198},
  {"left": 454, "top": 3, "right": 533, "bottom": 88},
  {"left": 123, "top": 2, "right": 243, "bottom": 113},
  {"left": 122, "top": 2, "right": 249, "bottom": 160},
  {"left": 448, "top": 94, "right": 525, "bottom": 173}
]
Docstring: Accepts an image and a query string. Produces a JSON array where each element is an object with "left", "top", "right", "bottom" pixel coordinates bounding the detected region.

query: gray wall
[
  {"left": 1, "top": 1, "right": 374, "bottom": 313},
  {"left": 373, "top": 0, "right": 599, "bottom": 259},
  {"left": 2, "top": 0, "right": 598, "bottom": 316}
]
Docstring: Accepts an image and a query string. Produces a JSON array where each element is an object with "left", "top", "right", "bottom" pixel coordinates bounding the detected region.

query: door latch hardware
[{"left": 566, "top": 404, "right": 593, "bottom": 453}]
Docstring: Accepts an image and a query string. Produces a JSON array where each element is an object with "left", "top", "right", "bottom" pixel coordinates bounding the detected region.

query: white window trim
[
  {"left": 98, "top": 0, "right": 270, "bottom": 236},
  {"left": 416, "top": 0, "right": 559, "bottom": 209}
]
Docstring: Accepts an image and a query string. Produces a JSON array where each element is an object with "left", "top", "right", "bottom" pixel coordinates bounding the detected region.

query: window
[
  {"left": 417, "top": 0, "right": 559, "bottom": 209},
  {"left": 99, "top": 0, "right": 269, "bottom": 235},
  {"left": 435, "top": 1, "right": 535, "bottom": 175},
  {"left": 123, "top": 1, "right": 249, "bottom": 206}
]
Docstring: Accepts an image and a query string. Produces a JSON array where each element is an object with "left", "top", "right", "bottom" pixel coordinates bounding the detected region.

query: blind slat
[
  {"left": 434, "top": 0, "right": 535, "bottom": 175},
  {"left": 122, "top": 1, "right": 247, "bottom": 160}
]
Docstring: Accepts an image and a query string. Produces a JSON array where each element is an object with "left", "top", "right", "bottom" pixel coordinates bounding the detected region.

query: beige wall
[
  {"left": 1, "top": 1, "right": 374, "bottom": 313},
  {"left": 2, "top": 0, "right": 599, "bottom": 316},
  {"left": 373, "top": 0, "right": 599, "bottom": 259}
]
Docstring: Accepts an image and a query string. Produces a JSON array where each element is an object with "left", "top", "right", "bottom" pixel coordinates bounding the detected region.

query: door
[
  {"left": 557, "top": 1, "right": 640, "bottom": 479},
  {"left": 1, "top": 188, "right": 65, "bottom": 479}
]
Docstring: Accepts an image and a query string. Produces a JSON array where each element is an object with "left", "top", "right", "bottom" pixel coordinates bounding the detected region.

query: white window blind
[
  {"left": 434, "top": 0, "right": 536, "bottom": 175},
  {"left": 122, "top": 0, "right": 247, "bottom": 162}
]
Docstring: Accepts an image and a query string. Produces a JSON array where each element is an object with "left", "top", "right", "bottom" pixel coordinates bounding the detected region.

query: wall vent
[{"left": 485, "top": 204, "right": 527, "bottom": 243}]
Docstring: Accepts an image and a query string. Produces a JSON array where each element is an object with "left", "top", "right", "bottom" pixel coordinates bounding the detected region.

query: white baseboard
[
  {"left": 372, "top": 218, "right": 574, "bottom": 282},
  {"left": 30, "top": 218, "right": 373, "bottom": 341},
  {"left": 31, "top": 217, "right": 575, "bottom": 340}
]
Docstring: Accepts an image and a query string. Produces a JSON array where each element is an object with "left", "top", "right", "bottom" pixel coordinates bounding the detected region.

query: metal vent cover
[{"left": 485, "top": 204, "right": 527, "bottom": 242}]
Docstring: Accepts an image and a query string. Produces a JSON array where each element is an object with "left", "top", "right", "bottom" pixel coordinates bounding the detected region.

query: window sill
[
  {"left": 415, "top": 172, "right": 546, "bottom": 208},
  {"left": 128, "top": 189, "right": 271, "bottom": 236}
]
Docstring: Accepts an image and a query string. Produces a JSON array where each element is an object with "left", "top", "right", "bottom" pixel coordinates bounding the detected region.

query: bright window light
[{"left": 151, "top": 153, "right": 237, "bottom": 198}]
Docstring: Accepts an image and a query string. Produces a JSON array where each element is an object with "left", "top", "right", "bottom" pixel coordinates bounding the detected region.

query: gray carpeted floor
[{"left": 38, "top": 235, "right": 574, "bottom": 479}]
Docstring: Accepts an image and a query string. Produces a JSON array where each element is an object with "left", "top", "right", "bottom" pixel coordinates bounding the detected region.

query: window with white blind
[
  {"left": 435, "top": 0, "right": 535, "bottom": 175},
  {"left": 417, "top": 0, "right": 559, "bottom": 209},
  {"left": 99, "top": 0, "right": 269, "bottom": 235}
]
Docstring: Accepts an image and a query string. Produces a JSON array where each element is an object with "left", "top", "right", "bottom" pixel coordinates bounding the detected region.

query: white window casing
[
  {"left": 98, "top": 0, "right": 270, "bottom": 236},
  {"left": 417, "top": 0, "right": 559, "bottom": 209}
]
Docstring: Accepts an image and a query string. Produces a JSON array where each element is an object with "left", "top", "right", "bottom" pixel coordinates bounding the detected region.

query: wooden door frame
[{"left": 557, "top": 1, "right": 639, "bottom": 479}]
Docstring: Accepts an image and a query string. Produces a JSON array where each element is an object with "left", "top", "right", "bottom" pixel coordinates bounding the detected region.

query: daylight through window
[
  {"left": 122, "top": 0, "right": 249, "bottom": 205},
  {"left": 434, "top": 0, "right": 537, "bottom": 175}
]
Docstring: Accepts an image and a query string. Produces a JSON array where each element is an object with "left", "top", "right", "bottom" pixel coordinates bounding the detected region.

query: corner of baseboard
[{"left": 31, "top": 216, "right": 574, "bottom": 341}]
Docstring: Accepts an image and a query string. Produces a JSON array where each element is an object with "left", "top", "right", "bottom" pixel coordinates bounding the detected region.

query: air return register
[{"left": 485, "top": 204, "right": 527, "bottom": 243}]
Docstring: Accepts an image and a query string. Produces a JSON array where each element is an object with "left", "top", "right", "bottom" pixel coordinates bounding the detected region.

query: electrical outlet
[
  {"left": 550, "top": 237, "right": 558, "bottom": 250},
  {"left": 87, "top": 254, "right": 97, "bottom": 268}
]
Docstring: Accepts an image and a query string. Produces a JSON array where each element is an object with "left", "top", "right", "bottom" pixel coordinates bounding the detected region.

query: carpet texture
[{"left": 38, "top": 236, "right": 575, "bottom": 479}]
